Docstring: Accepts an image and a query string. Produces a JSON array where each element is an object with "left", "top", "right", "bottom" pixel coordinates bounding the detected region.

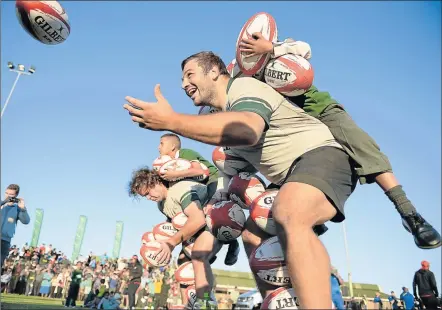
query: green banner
[
  {"left": 71, "top": 215, "right": 87, "bottom": 262},
  {"left": 30, "top": 208, "right": 44, "bottom": 247},
  {"left": 112, "top": 221, "right": 124, "bottom": 259}
]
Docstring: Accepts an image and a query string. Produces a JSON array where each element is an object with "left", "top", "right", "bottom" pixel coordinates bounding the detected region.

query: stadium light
[
  {"left": 342, "top": 222, "right": 354, "bottom": 297},
  {"left": 1, "top": 61, "right": 36, "bottom": 119}
]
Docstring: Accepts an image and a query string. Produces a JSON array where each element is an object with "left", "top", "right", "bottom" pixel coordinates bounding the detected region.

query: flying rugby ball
[
  {"left": 16, "top": 0, "right": 70, "bottom": 45},
  {"left": 175, "top": 261, "right": 195, "bottom": 285},
  {"left": 141, "top": 231, "right": 155, "bottom": 245},
  {"left": 235, "top": 12, "right": 278, "bottom": 76},
  {"left": 172, "top": 212, "right": 188, "bottom": 230},
  {"left": 182, "top": 236, "right": 196, "bottom": 258},
  {"left": 140, "top": 242, "right": 170, "bottom": 267},
  {"left": 264, "top": 54, "right": 314, "bottom": 97},
  {"left": 198, "top": 106, "right": 220, "bottom": 115},
  {"left": 249, "top": 236, "right": 290, "bottom": 286},
  {"left": 212, "top": 146, "right": 256, "bottom": 176},
  {"left": 250, "top": 190, "right": 278, "bottom": 235},
  {"left": 228, "top": 172, "right": 266, "bottom": 209},
  {"left": 206, "top": 200, "right": 246, "bottom": 242},
  {"left": 152, "top": 155, "right": 172, "bottom": 172},
  {"left": 153, "top": 222, "right": 178, "bottom": 242}
]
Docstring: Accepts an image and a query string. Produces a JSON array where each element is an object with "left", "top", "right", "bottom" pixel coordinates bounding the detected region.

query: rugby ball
[
  {"left": 16, "top": 0, "right": 70, "bottom": 45},
  {"left": 250, "top": 190, "right": 278, "bottom": 235},
  {"left": 228, "top": 172, "right": 266, "bottom": 209},
  {"left": 264, "top": 54, "right": 314, "bottom": 97},
  {"left": 249, "top": 236, "right": 290, "bottom": 286},
  {"left": 226, "top": 59, "right": 242, "bottom": 78},
  {"left": 261, "top": 287, "right": 299, "bottom": 309},
  {"left": 174, "top": 261, "right": 195, "bottom": 285},
  {"left": 141, "top": 231, "right": 156, "bottom": 245},
  {"left": 153, "top": 222, "right": 178, "bottom": 242},
  {"left": 235, "top": 12, "right": 278, "bottom": 76},
  {"left": 172, "top": 212, "right": 188, "bottom": 230},
  {"left": 185, "top": 286, "right": 197, "bottom": 308},
  {"left": 198, "top": 106, "right": 220, "bottom": 115},
  {"left": 140, "top": 242, "right": 170, "bottom": 267},
  {"left": 212, "top": 146, "right": 256, "bottom": 176},
  {"left": 205, "top": 201, "right": 246, "bottom": 242},
  {"left": 182, "top": 236, "right": 196, "bottom": 259},
  {"left": 152, "top": 155, "right": 172, "bottom": 172}
]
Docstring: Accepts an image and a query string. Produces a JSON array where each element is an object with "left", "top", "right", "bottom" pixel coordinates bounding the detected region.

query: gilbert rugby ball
[
  {"left": 172, "top": 212, "right": 188, "bottom": 230},
  {"left": 153, "top": 222, "right": 178, "bottom": 242},
  {"left": 261, "top": 287, "right": 335, "bottom": 309},
  {"left": 160, "top": 158, "right": 209, "bottom": 182},
  {"left": 264, "top": 54, "right": 314, "bottom": 97},
  {"left": 140, "top": 242, "right": 170, "bottom": 267},
  {"left": 228, "top": 172, "right": 266, "bottom": 209},
  {"left": 236, "top": 12, "right": 278, "bottom": 76},
  {"left": 152, "top": 155, "right": 172, "bottom": 172},
  {"left": 212, "top": 146, "right": 256, "bottom": 176},
  {"left": 226, "top": 59, "right": 243, "bottom": 78},
  {"left": 198, "top": 106, "right": 220, "bottom": 115},
  {"left": 16, "top": 0, "right": 70, "bottom": 45},
  {"left": 174, "top": 261, "right": 195, "bottom": 285},
  {"left": 141, "top": 231, "right": 155, "bottom": 245},
  {"left": 182, "top": 236, "right": 196, "bottom": 258},
  {"left": 250, "top": 190, "right": 278, "bottom": 235},
  {"left": 249, "top": 236, "right": 290, "bottom": 286},
  {"left": 206, "top": 200, "right": 246, "bottom": 242}
]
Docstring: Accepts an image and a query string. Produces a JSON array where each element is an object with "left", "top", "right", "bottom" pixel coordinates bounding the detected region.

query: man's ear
[{"left": 209, "top": 65, "right": 221, "bottom": 81}]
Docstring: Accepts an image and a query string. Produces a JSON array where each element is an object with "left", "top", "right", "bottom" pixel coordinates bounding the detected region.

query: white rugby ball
[
  {"left": 212, "top": 146, "right": 256, "bottom": 177},
  {"left": 152, "top": 155, "right": 172, "bottom": 172},
  {"left": 140, "top": 242, "right": 170, "bottom": 267},
  {"left": 198, "top": 106, "right": 220, "bottom": 115},
  {"left": 172, "top": 212, "right": 188, "bottom": 230},
  {"left": 182, "top": 236, "right": 196, "bottom": 259},
  {"left": 141, "top": 231, "right": 156, "bottom": 245},
  {"left": 159, "top": 159, "right": 209, "bottom": 182},
  {"left": 228, "top": 172, "right": 266, "bottom": 209},
  {"left": 264, "top": 54, "right": 314, "bottom": 97},
  {"left": 206, "top": 200, "right": 246, "bottom": 242},
  {"left": 16, "top": 0, "right": 70, "bottom": 45},
  {"left": 250, "top": 190, "right": 278, "bottom": 235},
  {"left": 235, "top": 12, "right": 278, "bottom": 76},
  {"left": 153, "top": 222, "right": 178, "bottom": 242},
  {"left": 174, "top": 261, "right": 195, "bottom": 285},
  {"left": 249, "top": 236, "right": 290, "bottom": 286}
]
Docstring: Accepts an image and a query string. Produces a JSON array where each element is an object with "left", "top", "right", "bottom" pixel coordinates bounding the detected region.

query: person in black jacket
[
  {"left": 413, "top": 260, "right": 439, "bottom": 309},
  {"left": 127, "top": 255, "right": 143, "bottom": 310}
]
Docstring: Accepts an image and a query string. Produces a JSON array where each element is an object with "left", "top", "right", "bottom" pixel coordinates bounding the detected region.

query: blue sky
[{"left": 1, "top": 1, "right": 440, "bottom": 296}]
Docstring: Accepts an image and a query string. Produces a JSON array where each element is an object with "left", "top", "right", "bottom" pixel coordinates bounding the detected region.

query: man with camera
[{"left": 1, "top": 184, "right": 30, "bottom": 268}]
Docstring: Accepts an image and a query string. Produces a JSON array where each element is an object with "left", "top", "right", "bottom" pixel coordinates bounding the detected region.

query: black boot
[
  {"left": 402, "top": 213, "right": 441, "bottom": 249},
  {"left": 224, "top": 240, "right": 240, "bottom": 266}
]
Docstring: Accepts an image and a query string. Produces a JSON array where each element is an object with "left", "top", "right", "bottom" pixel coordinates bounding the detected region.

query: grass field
[{"left": 0, "top": 294, "right": 83, "bottom": 309}]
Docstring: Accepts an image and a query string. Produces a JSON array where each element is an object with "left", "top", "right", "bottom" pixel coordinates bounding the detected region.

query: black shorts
[{"left": 282, "top": 146, "right": 357, "bottom": 223}]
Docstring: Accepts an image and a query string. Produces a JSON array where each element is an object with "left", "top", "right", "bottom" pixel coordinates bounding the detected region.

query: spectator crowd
[{"left": 1, "top": 243, "right": 182, "bottom": 309}]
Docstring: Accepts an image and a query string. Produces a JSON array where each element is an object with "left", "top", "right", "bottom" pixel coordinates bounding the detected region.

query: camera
[{"left": 8, "top": 197, "right": 20, "bottom": 204}]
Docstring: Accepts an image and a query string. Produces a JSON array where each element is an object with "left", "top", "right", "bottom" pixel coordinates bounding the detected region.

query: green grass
[{"left": 0, "top": 294, "right": 83, "bottom": 309}]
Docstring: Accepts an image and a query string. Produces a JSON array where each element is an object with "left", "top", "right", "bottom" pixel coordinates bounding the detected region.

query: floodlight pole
[
  {"left": 1, "top": 63, "right": 35, "bottom": 119},
  {"left": 342, "top": 222, "right": 354, "bottom": 297}
]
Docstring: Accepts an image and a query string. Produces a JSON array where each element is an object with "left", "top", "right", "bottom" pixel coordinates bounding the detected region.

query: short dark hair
[
  {"left": 128, "top": 167, "right": 167, "bottom": 197},
  {"left": 161, "top": 133, "right": 181, "bottom": 149},
  {"left": 6, "top": 184, "right": 20, "bottom": 195},
  {"left": 181, "top": 51, "right": 229, "bottom": 76}
]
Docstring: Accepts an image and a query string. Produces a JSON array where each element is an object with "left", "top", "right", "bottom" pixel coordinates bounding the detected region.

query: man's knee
[{"left": 272, "top": 182, "right": 336, "bottom": 229}]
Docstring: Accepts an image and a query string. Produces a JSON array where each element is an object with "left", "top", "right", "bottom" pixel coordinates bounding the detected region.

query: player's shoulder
[
  {"left": 228, "top": 76, "right": 274, "bottom": 93},
  {"left": 179, "top": 148, "right": 201, "bottom": 159},
  {"left": 169, "top": 180, "right": 206, "bottom": 197}
]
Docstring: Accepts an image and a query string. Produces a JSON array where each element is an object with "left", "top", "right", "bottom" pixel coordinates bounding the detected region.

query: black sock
[{"left": 385, "top": 185, "right": 416, "bottom": 216}]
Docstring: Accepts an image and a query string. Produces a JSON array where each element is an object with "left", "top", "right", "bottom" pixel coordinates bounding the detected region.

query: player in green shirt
[
  {"left": 233, "top": 34, "right": 440, "bottom": 250},
  {"left": 157, "top": 133, "right": 240, "bottom": 266}
]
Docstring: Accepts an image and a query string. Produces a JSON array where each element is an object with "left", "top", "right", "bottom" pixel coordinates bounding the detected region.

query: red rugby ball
[
  {"left": 205, "top": 200, "right": 246, "bottom": 242},
  {"left": 174, "top": 261, "right": 195, "bottom": 285},
  {"left": 235, "top": 12, "right": 278, "bottom": 76},
  {"left": 153, "top": 222, "right": 177, "bottom": 242},
  {"left": 228, "top": 172, "right": 266, "bottom": 209},
  {"left": 250, "top": 190, "right": 278, "bottom": 235},
  {"left": 141, "top": 231, "right": 155, "bottom": 245}
]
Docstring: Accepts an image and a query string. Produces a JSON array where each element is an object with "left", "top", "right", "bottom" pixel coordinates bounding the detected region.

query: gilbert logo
[
  {"left": 34, "top": 16, "right": 65, "bottom": 43},
  {"left": 264, "top": 67, "right": 291, "bottom": 81},
  {"left": 274, "top": 296, "right": 300, "bottom": 309}
]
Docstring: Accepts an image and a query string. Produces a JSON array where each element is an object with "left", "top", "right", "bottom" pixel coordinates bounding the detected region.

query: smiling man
[{"left": 123, "top": 51, "right": 358, "bottom": 309}]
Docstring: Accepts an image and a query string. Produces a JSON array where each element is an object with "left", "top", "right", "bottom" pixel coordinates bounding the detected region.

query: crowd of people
[{"left": 1, "top": 243, "right": 182, "bottom": 309}]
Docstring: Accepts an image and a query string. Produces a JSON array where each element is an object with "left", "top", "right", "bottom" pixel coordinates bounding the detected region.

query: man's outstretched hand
[{"left": 123, "top": 84, "right": 176, "bottom": 131}]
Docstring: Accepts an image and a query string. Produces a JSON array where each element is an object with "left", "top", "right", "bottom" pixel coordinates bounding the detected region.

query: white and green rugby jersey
[
  {"left": 225, "top": 77, "right": 342, "bottom": 185},
  {"left": 157, "top": 180, "right": 208, "bottom": 220}
]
